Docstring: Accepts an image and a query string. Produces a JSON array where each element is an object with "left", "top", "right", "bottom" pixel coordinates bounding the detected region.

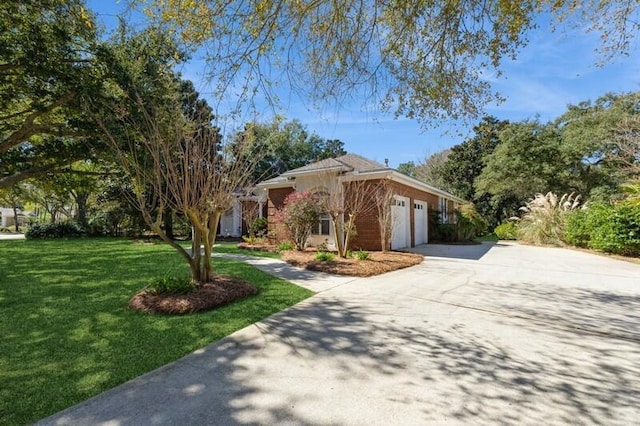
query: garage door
[
  {"left": 414, "top": 200, "right": 428, "bottom": 245},
  {"left": 391, "top": 195, "right": 410, "bottom": 250}
]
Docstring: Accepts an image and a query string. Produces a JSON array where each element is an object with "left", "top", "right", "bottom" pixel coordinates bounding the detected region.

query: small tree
[
  {"left": 372, "top": 179, "right": 396, "bottom": 252},
  {"left": 317, "top": 177, "right": 377, "bottom": 258},
  {"left": 96, "top": 92, "right": 262, "bottom": 283},
  {"left": 241, "top": 200, "right": 260, "bottom": 238},
  {"left": 275, "top": 191, "right": 322, "bottom": 250}
]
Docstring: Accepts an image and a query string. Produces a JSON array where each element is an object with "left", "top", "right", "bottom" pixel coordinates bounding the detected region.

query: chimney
[{"left": 384, "top": 158, "right": 389, "bottom": 167}]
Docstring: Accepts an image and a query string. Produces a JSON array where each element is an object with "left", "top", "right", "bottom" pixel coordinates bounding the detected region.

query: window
[
  {"left": 439, "top": 197, "right": 449, "bottom": 223},
  {"left": 312, "top": 214, "right": 331, "bottom": 235}
]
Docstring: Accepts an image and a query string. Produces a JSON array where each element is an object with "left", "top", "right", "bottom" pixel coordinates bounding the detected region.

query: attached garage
[
  {"left": 391, "top": 195, "right": 411, "bottom": 250},
  {"left": 413, "top": 200, "right": 428, "bottom": 246}
]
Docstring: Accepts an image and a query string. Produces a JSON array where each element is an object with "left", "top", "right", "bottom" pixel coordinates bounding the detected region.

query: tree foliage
[
  {"left": 232, "top": 118, "right": 346, "bottom": 183},
  {"left": 0, "top": 0, "right": 105, "bottom": 189},
  {"left": 139, "top": 0, "right": 639, "bottom": 125},
  {"left": 274, "top": 190, "right": 322, "bottom": 251}
]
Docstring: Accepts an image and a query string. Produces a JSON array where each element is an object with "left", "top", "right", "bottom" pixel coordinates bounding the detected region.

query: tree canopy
[
  {"left": 231, "top": 118, "right": 347, "bottom": 183},
  {"left": 0, "top": 0, "right": 104, "bottom": 189},
  {"left": 138, "top": 0, "right": 640, "bottom": 125}
]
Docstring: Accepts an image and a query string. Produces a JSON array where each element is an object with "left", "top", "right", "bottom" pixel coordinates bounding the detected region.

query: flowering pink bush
[{"left": 274, "top": 191, "right": 322, "bottom": 250}]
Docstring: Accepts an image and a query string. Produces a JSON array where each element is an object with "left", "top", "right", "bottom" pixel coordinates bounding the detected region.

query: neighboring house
[
  {"left": 217, "top": 189, "right": 268, "bottom": 238},
  {"left": 256, "top": 154, "right": 465, "bottom": 250},
  {"left": 0, "top": 207, "right": 27, "bottom": 229}
]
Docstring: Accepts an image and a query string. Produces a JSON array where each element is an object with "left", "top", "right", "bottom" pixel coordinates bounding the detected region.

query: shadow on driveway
[
  {"left": 40, "top": 293, "right": 640, "bottom": 425},
  {"left": 406, "top": 241, "right": 497, "bottom": 260}
]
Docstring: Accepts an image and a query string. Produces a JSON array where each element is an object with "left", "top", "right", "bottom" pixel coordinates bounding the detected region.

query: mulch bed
[
  {"left": 237, "top": 242, "right": 279, "bottom": 252},
  {"left": 280, "top": 250, "right": 424, "bottom": 277},
  {"left": 129, "top": 275, "right": 258, "bottom": 315}
]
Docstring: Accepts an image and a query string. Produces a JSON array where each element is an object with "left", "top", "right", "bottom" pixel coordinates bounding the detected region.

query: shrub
[
  {"left": 587, "top": 202, "right": 640, "bottom": 256},
  {"left": 494, "top": 221, "right": 518, "bottom": 240},
  {"left": 455, "top": 203, "right": 487, "bottom": 241},
  {"left": 242, "top": 235, "right": 268, "bottom": 245},
  {"left": 274, "top": 191, "right": 322, "bottom": 250},
  {"left": 516, "top": 192, "right": 581, "bottom": 246},
  {"left": 147, "top": 276, "right": 196, "bottom": 295},
  {"left": 315, "top": 251, "right": 335, "bottom": 261},
  {"left": 25, "top": 221, "right": 84, "bottom": 239},
  {"left": 250, "top": 217, "right": 268, "bottom": 237},
  {"left": 276, "top": 241, "right": 294, "bottom": 252},
  {"left": 432, "top": 223, "right": 457, "bottom": 242},
  {"left": 564, "top": 209, "right": 591, "bottom": 247},
  {"left": 355, "top": 249, "right": 369, "bottom": 260}
]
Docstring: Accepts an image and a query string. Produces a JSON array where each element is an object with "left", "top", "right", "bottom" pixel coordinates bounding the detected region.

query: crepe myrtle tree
[
  {"left": 314, "top": 176, "right": 379, "bottom": 258},
  {"left": 97, "top": 95, "right": 262, "bottom": 283},
  {"left": 274, "top": 190, "right": 323, "bottom": 251},
  {"left": 372, "top": 179, "right": 396, "bottom": 252}
]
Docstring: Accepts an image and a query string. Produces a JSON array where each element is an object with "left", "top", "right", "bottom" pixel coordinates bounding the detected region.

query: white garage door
[
  {"left": 414, "top": 200, "right": 428, "bottom": 245},
  {"left": 391, "top": 195, "right": 410, "bottom": 250}
]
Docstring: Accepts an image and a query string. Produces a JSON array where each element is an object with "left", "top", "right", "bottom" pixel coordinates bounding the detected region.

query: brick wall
[
  {"left": 348, "top": 179, "right": 443, "bottom": 250},
  {"left": 267, "top": 180, "right": 456, "bottom": 250},
  {"left": 267, "top": 187, "right": 294, "bottom": 243}
]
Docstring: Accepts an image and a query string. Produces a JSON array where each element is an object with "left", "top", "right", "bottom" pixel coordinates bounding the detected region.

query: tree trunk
[
  {"left": 163, "top": 211, "right": 174, "bottom": 240},
  {"left": 12, "top": 205, "right": 19, "bottom": 232},
  {"left": 331, "top": 213, "right": 346, "bottom": 258},
  {"left": 74, "top": 192, "right": 89, "bottom": 229}
]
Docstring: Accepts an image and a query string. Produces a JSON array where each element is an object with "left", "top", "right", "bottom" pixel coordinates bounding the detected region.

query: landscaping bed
[
  {"left": 280, "top": 249, "right": 424, "bottom": 276},
  {"left": 129, "top": 275, "right": 258, "bottom": 315}
]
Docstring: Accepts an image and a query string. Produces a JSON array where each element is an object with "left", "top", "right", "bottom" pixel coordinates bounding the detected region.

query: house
[
  {"left": 216, "top": 189, "right": 268, "bottom": 238},
  {"left": 0, "top": 207, "right": 27, "bottom": 229},
  {"left": 256, "top": 154, "right": 465, "bottom": 250}
]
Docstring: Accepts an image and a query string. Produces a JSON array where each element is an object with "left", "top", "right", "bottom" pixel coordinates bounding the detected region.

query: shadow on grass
[{"left": 0, "top": 238, "right": 311, "bottom": 425}]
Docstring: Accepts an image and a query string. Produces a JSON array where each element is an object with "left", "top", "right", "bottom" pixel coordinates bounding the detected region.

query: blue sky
[{"left": 89, "top": 1, "right": 639, "bottom": 168}]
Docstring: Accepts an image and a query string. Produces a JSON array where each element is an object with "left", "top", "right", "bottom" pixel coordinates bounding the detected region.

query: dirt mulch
[
  {"left": 280, "top": 250, "right": 424, "bottom": 277},
  {"left": 129, "top": 275, "right": 258, "bottom": 315},
  {"left": 237, "top": 242, "right": 279, "bottom": 252}
]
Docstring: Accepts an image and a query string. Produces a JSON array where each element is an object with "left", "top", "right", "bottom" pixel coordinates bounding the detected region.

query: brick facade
[
  {"left": 267, "top": 186, "right": 294, "bottom": 243},
  {"left": 267, "top": 179, "right": 457, "bottom": 250}
]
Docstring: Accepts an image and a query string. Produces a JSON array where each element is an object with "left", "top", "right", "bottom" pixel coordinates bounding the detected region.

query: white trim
[{"left": 342, "top": 170, "right": 465, "bottom": 203}]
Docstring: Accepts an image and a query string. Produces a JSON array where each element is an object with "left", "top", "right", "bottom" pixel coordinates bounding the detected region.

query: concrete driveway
[{"left": 40, "top": 242, "right": 640, "bottom": 425}]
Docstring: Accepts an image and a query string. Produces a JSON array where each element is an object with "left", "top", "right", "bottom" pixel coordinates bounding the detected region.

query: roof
[
  {"left": 280, "top": 154, "right": 388, "bottom": 177},
  {"left": 256, "top": 153, "right": 466, "bottom": 203}
]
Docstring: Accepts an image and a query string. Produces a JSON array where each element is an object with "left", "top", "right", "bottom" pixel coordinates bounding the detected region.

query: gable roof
[
  {"left": 257, "top": 153, "right": 466, "bottom": 203},
  {"left": 280, "top": 154, "right": 387, "bottom": 177}
]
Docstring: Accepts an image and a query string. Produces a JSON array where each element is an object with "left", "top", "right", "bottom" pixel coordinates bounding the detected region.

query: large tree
[
  {"left": 138, "top": 0, "right": 639, "bottom": 125},
  {"left": 475, "top": 120, "right": 567, "bottom": 212},
  {"left": 0, "top": 0, "right": 105, "bottom": 189},
  {"left": 232, "top": 118, "right": 346, "bottom": 182},
  {"left": 555, "top": 92, "right": 640, "bottom": 198},
  {"left": 439, "top": 116, "right": 510, "bottom": 226}
]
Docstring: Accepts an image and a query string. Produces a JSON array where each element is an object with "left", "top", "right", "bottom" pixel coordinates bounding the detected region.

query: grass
[
  {"left": 475, "top": 233, "right": 499, "bottom": 242},
  {"left": 0, "top": 238, "right": 312, "bottom": 425},
  {"left": 213, "top": 240, "right": 281, "bottom": 258}
]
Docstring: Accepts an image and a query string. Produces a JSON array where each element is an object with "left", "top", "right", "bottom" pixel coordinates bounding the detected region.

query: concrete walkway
[
  {"left": 39, "top": 243, "right": 640, "bottom": 425},
  {"left": 0, "top": 232, "right": 24, "bottom": 240}
]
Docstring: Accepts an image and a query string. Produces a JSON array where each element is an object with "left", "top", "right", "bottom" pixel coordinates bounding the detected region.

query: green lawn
[
  {"left": 475, "top": 233, "right": 499, "bottom": 242},
  {"left": 0, "top": 238, "right": 312, "bottom": 425},
  {"left": 213, "top": 240, "right": 281, "bottom": 258}
]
